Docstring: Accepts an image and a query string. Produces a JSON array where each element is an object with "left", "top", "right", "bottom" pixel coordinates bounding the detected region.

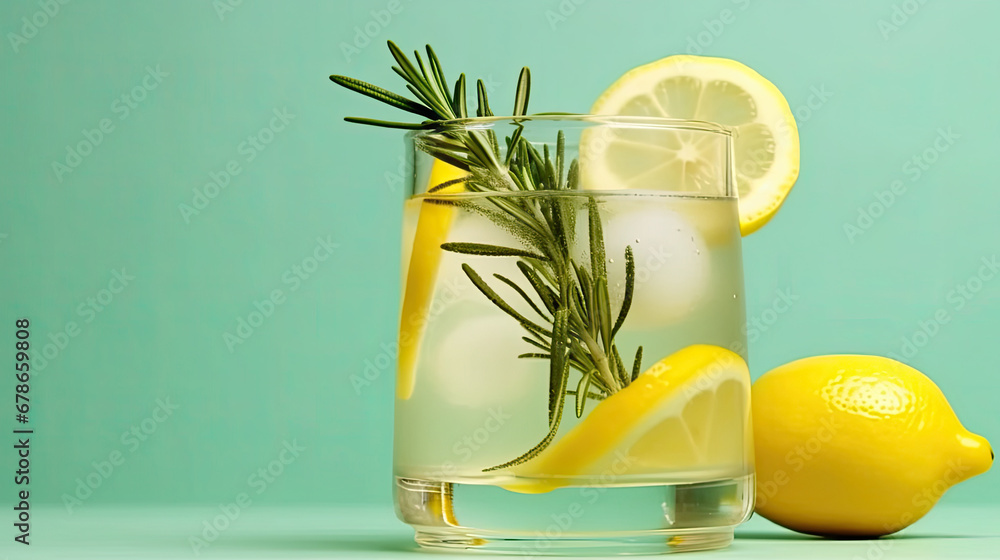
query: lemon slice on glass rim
[{"left": 587, "top": 55, "right": 800, "bottom": 235}]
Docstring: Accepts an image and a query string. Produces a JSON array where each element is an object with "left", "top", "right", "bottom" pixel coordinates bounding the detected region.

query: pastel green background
[{"left": 1, "top": 0, "right": 997, "bottom": 514}]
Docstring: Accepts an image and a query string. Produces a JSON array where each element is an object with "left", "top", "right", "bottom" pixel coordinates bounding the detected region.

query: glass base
[
  {"left": 414, "top": 527, "right": 733, "bottom": 555},
  {"left": 396, "top": 474, "right": 753, "bottom": 556}
]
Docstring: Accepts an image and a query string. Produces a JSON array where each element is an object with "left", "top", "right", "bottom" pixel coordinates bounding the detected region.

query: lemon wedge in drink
[
  {"left": 397, "top": 161, "right": 466, "bottom": 400},
  {"left": 588, "top": 55, "right": 799, "bottom": 235},
  {"left": 505, "top": 345, "right": 752, "bottom": 493}
]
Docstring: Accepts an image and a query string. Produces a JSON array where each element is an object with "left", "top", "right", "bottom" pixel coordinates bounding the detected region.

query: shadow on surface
[
  {"left": 220, "top": 533, "right": 417, "bottom": 553},
  {"left": 738, "top": 531, "right": 987, "bottom": 541},
  {"left": 736, "top": 531, "right": 822, "bottom": 541}
]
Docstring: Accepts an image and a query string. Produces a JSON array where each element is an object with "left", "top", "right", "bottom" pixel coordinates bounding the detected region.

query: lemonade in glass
[{"left": 392, "top": 117, "right": 753, "bottom": 554}]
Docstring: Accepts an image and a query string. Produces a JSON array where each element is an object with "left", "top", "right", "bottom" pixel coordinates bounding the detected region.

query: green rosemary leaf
[
  {"left": 414, "top": 144, "right": 472, "bottom": 170},
  {"left": 426, "top": 176, "right": 466, "bottom": 194},
  {"left": 611, "top": 245, "right": 635, "bottom": 337},
  {"left": 517, "top": 161, "right": 537, "bottom": 191},
  {"left": 418, "top": 134, "right": 468, "bottom": 152},
  {"left": 556, "top": 131, "right": 565, "bottom": 187},
  {"left": 426, "top": 151, "right": 471, "bottom": 171},
  {"left": 575, "top": 369, "right": 595, "bottom": 418},
  {"left": 522, "top": 336, "right": 550, "bottom": 352},
  {"left": 328, "top": 75, "right": 438, "bottom": 120},
  {"left": 467, "top": 130, "right": 503, "bottom": 170},
  {"left": 566, "top": 160, "right": 579, "bottom": 189},
  {"left": 504, "top": 126, "right": 524, "bottom": 166},
  {"left": 566, "top": 389, "right": 605, "bottom": 400},
  {"left": 612, "top": 344, "right": 628, "bottom": 386},
  {"left": 460, "top": 264, "right": 551, "bottom": 336},
  {"left": 441, "top": 242, "right": 547, "bottom": 260},
  {"left": 517, "top": 262, "right": 557, "bottom": 314},
  {"left": 494, "top": 272, "right": 549, "bottom": 320},
  {"left": 411, "top": 49, "right": 434, "bottom": 92},
  {"left": 387, "top": 41, "right": 424, "bottom": 88},
  {"left": 483, "top": 401, "right": 563, "bottom": 471},
  {"left": 541, "top": 183, "right": 569, "bottom": 254},
  {"left": 526, "top": 140, "right": 545, "bottom": 173},
  {"left": 588, "top": 198, "right": 608, "bottom": 281},
  {"left": 574, "top": 263, "right": 594, "bottom": 326},
  {"left": 484, "top": 127, "right": 499, "bottom": 159},
  {"left": 452, "top": 197, "right": 548, "bottom": 251},
  {"left": 343, "top": 117, "right": 426, "bottom": 130},
  {"left": 631, "top": 345, "right": 644, "bottom": 382},
  {"left": 520, "top": 321, "right": 554, "bottom": 343},
  {"left": 595, "top": 276, "right": 612, "bottom": 348},
  {"left": 385, "top": 43, "right": 452, "bottom": 117},
  {"left": 390, "top": 64, "right": 439, "bottom": 111},
  {"left": 415, "top": 49, "right": 452, "bottom": 112},
  {"left": 403, "top": 82, "right": 448, "bottom": 116},
  {"left": 425, "top": 45, "right": 454, "bottom": 108},
  {"left": 452, "top": 73, "right": 467, "bottom": 118},
  {"left": 547, "top": 308, "right": 571, "bottom": 425},
  {"left": 483, "top": 308, "right": 570, "bottom": 472},
  {"left": 544, "top": 146, "right": 557, "bottom": 191},
  {"left": 505, "top": 128, "right": 522, "bottom": 155},
  {"left": 572, "top": 284, "right": 588, "bottom": 325},
  {"left": 513, "top": 67, "right": 531, "bottom": 116},
  {"left": 476, "top": 80, "right": 493, "bottom": 117}
]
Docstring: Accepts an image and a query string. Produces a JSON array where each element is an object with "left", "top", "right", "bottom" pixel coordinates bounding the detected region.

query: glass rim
[{"left": 408, "top": 115, "right": 734, "bottom": 137}]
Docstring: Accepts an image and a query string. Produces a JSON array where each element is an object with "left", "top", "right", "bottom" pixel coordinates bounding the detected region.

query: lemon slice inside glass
[
  {"left": 588, "top": 55, "right": 800, "bottom": 235},
  {"left": 397, "top": 161, "right": 466, "bottom": 400},
  {"left": 505, "top": 345, "right": 752, "bottom": 493}
]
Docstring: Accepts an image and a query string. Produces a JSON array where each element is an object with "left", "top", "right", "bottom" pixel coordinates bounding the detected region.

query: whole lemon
[{"left": 752, "top": 355, "right": 992, "bottom": 537}]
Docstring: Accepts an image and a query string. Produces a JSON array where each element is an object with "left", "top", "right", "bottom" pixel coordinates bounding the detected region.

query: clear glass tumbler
[{"left": 393, "top": 116, "right": 753, "bottom": 555}]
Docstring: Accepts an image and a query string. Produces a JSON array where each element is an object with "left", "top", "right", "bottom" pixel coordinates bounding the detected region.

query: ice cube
[
  {"left": 602, "top": 205, "right": 710, "bottom": 329},
  {"left": 429, "top": 301, "right": 547, "bottom": 409}
]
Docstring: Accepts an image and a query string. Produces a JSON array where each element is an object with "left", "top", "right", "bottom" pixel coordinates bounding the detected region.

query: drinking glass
[{"left": 393, "top": 116, "right": 753, "bottom": 555}]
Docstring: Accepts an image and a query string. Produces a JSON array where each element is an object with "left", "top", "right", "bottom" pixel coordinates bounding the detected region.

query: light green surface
[
  {"left": 1, "top": 0, "right": 998, "bottom": 510},
  {"left": 1, "top": 505, "right": 998, "bottom": 559}
]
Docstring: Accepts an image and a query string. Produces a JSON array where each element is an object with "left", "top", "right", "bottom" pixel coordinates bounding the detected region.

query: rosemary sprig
[{"left": 331, "top": 41, "right": 643, "bottom": 470}]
